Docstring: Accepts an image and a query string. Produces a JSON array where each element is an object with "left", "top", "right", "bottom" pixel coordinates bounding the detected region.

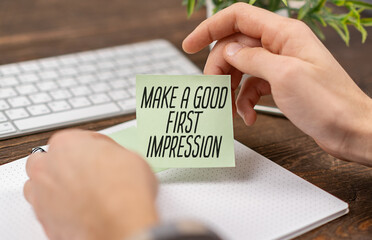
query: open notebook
[{"left": 0, "top": 120, "right": 348, "bottom": 240}]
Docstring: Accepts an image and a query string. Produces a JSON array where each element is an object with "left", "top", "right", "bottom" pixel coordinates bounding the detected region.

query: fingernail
[
  {"left": 237, "top": 108, "right": 245, "bottom": 119},
  {"left": 226, "top": 42, "right": 243, "bottom": 56}
]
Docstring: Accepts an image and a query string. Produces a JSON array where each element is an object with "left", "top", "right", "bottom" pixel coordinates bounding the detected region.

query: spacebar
[{"left": 14, "top": 103, "right": 121, "bottom": 131}]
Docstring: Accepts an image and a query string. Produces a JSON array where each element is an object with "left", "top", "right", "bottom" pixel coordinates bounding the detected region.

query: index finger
[
  {"left": 26, "top": 152, "right": 47, "bottom": 179},
  {"left": 182, "top": 3, "right": 284, "bottom": 54}
]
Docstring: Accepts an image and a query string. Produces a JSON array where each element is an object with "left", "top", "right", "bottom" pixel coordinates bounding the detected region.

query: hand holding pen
[{"left": 25, "top": 129, "right": 158, "bottom": 240}]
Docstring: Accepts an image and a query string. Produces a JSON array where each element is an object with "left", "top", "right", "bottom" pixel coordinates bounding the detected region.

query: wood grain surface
[{"left": 0, "top": 0, "right": 371, "bottom": 239}]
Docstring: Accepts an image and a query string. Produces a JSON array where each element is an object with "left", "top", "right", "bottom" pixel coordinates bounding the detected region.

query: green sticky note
[
  {"left": 108, "top": 127, "right": 167, "bottom": 173},
  {"left": 136, "top": 74, "right": 235, "bottom": 168}
]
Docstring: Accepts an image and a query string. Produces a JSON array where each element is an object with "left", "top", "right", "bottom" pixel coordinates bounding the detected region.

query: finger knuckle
[
  {"left": 286, "top": 19, "right": 311, "bottom": 35},
  {"left": 232, "top": 2, "right": 249, "bottom": 10},
  {"left": 90, "top": 132, "right": 115, "bottom": 143},
  {"left": 27, "top": 156, "right": 45, "bottom": 179},
  {"left": 276, "top": 60, "right": 301, "bottom": 84},
  {"left": 49, "top": 129, "right": 83, "bottom": 146}
]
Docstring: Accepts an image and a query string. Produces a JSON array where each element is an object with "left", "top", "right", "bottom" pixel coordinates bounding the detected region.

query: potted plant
[{"left": 183, "top": 0, "right": 372, "bottom": 45}]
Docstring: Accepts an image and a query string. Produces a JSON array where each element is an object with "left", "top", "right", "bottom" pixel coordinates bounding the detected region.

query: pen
[
  {"left": 253, "top": 105, "right": 286, "bottom": 118},
  {"left": 31, "top": 147, "right": 47, "bottom": 154}
]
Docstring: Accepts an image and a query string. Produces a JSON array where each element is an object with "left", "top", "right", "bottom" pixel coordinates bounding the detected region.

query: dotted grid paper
[
  {"left": 156, "top": 141, "right": 348, "bottom": 240},
  {"left": 0, "top": 121, "right": 348, "bottom": 240},
  {"left": 0, "top": 156, "right": 48, "bottom": 240}
]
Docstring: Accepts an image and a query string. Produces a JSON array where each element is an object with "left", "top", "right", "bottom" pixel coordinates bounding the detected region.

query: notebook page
[
  {"left": 156, "top": 140, "right": 348, "bottom": 239},
  {"left": 0, "top": 121, "right": 348, "bottom": 240}
]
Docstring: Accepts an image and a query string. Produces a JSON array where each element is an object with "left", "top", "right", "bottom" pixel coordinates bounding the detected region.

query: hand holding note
[{"left": 183, "top": 3, "right": 372, "bottom": 166}]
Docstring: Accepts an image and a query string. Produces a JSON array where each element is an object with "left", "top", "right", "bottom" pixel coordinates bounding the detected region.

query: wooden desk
[{"left": 0, "top": 0, "right": 371, "bottom": 239}]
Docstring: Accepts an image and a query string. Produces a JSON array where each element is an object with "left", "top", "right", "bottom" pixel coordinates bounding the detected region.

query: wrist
[
  {"left": 112, "top": 200, "right": 159, "bottom": 240},
  {"left": 84, "top": 196, "right": 159, "bottom": 240},
  {"left": 342, "top": 97, "right": 372, "bottom": 166},
  {"left": 122, "top": 204, "right": 159, "bottom": 239}
]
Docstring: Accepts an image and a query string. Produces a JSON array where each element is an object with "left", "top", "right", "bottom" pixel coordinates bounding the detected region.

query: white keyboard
[{"left": 0, "top": 39, "right": 201, "bottom": 140}]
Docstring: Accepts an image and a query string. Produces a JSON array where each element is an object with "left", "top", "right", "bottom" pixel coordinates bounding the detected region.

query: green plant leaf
[
  {"left": 361, "top": 18, "right": 372, "bottom": 26},
  {"left": 332, "top": 0, "right": 346, "bottom": 6},
  {"left": 298, "top": 2, "right": 311, "bottom": 20},
  {"left": 345, "top": 0, "right": 372, "bottom": 9},
  {"left": 212, "top": 0, "right": 221, "bottom": 6},
  {"left": 313, "top": 13, "right": 327, "bottom": 26},
  {"left": 196, "top": 0, "right": 206, "bottom": 10},
  {"left": 345, "top": 12, "right": 368, "bottom": 42},
  {"left": 329, "top": 21, "right": 350, "bottom": 45},
  {"left": 312, "top": 0, "right": 327, "bottom": 13},
  {"left": 249, "top": 0, "right": 257, "bottom": 5},
  {"left": 187, "top": 0, "right": 196, "bottom": 18},
  {"left": 358, "top": 25, "right": 367, "bottom": 43},
  {"left": 281, "top": 0, "right": 288, "bottom": 7},
  {"left": 305, "top": 18, "right": 326, "bottom": 40}
]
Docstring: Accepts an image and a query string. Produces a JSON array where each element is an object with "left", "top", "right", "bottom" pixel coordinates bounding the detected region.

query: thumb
[{"left": 223, "top": 42, "right": 293, "bottom": 83}]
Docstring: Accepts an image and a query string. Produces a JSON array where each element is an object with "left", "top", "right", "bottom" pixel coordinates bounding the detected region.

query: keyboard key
[
  {"left": 69, "top": 97, "right": 91, "bottom": 108},
  {"left": 59, "top": 67, "right": 78, "bottom": 76},
  {"left": 29, "top": 93, "right": 52, "bottom": 104},
  {"left": 97, "top": 49, "right": 116, "bottom": 59},
  {"left": 0, "top": 112, "right": 7, "bottom": 122},
  {"left": 134, "top": 54, "right": 152, "bottom": 63},
  {"left": 70, "top": 86, "right": 91, "bottom": 96},
  {"left": 0, "top": 76, "right": 19, "bottom": 87},
  {"left": 90, "top": 82, "right": 111, "bottom": 93},
  {"left": 8, "top": 96, "right": 31, "bottom": 108},
  {"left": 0, "top": 122, "right": 16, "bottom": 135},
  {"left": 0, "top": 100, "right": 9, "bottom": 110},
  {"left": 48, "top": 100, "right": 71, "bottom": 112},
  {"left": 20, "top": 62, "right": 40, "bottom": 72},
  {"left": 39, "top": 70, "right": 58, "bottom": 79},
  {"left": 76, "top": 74, "right": 96, "bottom": 84},
  {"left": 108, "top": 90, "right": 130, "bottom": 100},
  {"left": 77, "top": 52, "right": 97, "bottom": 62},
  {"left": 166, "top": 68, "right": 183, "bottom": 75},
  {"left": 39, "top": 58, "right": 59, "bottom": 68},
  {"left": 37, "top": 81, "right": 59, "bottom": 91},
  {"left": 89, "top": 93, "right": 110, "bottom": 104},
  {"left": 5, "top": 108, "right": 29, "bottom": 120},
  {"left": 115, "top": 68, "right": 132, "bottom": 78},
  {"left": 27, "top": 104, "right": 51, "bottom": 116},
  {"left": 110, "top": 79, "right": 130, "bottom": 89},
  {"left": 127, "top": 76, "right": 136, "bottom": 86},
  {"left": 117, "top": 98, "right": 136, "bottom": 113},
  {"left": 0, "top": 64, "right": 20, "bottom": 76},
  {"left": 14, "top": 103, "right": 120, "bottom": 131},
  {"left": 98, "top": 61, "right": 116, "bottom": 70},
  {"left": 50, "top": 89, "right": 72, "bottom": 100},
  {"left": 18, "top": 73, "right": 39, "bottom": 83},
  {"left": 96, "top": 71, "right": 114, "bottom": 81},
  {"left": 115, "top": 57, "right": 132, "bottom": 66},
  {"left": 78, "top": 64, "right": 96, "bottom": 73},
  {"left": 16, "top": 84, "right": 38, "bottom": 95},
  {"left": 58, "top": 77, "right": 78, "bottom": 88},
  {"left": 0, "top": 87, "right": 17, "bottom": 98},
  {"left": 126, "top": 86, "right": 136, "bottom": 96},
  {"left": 114, "top": 46, "right": 132, "bottom": 56},
  {"left": 152, "top": 61, "right": 169, "bottom": 71},
  {"left": 59, "top": 55, "right": 79, "bottom": 65},
  {"left": 158, "top": 49, "right": 178, "bottom": 59}
]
